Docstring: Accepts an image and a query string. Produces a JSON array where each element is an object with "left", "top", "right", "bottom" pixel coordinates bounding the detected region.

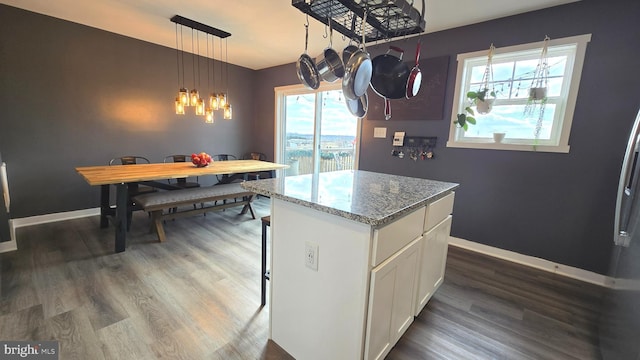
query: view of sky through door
[{"left": 283, "top": 89, "right": 358, "bottom": 175}]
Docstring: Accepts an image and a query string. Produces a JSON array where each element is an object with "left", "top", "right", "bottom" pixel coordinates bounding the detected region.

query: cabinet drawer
[
  {"left": 424, "top": 192, "right": 454, "bottom": 232},
  {"left": 372, "top": 207, "right": 426, "bottom": 267}
]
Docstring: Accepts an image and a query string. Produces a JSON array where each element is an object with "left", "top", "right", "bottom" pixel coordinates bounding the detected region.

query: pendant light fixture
[
  {"left": 209, "top": 34, "right": 219, "bottom": 111},
  {"left": 170, "top": 15, "right": 231, "bottom": 121},
  {"left": 223, "top": 38, "right": 232, "bottom": 120},
  {"left": 189, "top": 28, "right": 200, "bottom": 107},
  {"left": 204, "top": 33, "right": 214, "bottom": 123},
  {"left": 175, "top": 24, "right": 188, "bottom": 113},
  {"left": 194, "top": 31, "right": 206, "bottom": 116},
  {"left": 217, "top": 37, "right": 227, "bottom": 110}
]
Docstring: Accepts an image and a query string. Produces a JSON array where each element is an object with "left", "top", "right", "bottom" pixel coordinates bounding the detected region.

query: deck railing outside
[{"left": 285, "top": 147, "right": 356, "bottom": 175}]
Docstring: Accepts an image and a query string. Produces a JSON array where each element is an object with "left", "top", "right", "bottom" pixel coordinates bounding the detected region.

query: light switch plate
[
  {"left": 393, "top": 131, "right": 405, "bottom": 146},
  {"left": 373, "top": 127, "right": 387, "bottom": 138}
]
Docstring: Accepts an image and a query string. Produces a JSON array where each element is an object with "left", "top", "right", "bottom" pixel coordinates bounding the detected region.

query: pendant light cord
[
  {"left": 191, "top": 28, "right": 196, "bottom": 89},
  {"left": 175, "top": 23, "right": 180, "bottom": 88},
  {"left": 180, "top": 26, "right": 185, "bottom": 88},
  {"left": 206, "top": 33, "right": 210, "bottom": 93},
  {"left": 197, "top": 31, "right": 201, "bottom": 90},
  {"left": 225, "top": 39, "right": 229, "bottom": 97}
]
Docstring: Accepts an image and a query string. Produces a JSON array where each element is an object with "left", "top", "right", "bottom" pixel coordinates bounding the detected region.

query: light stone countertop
[{"left": 241, "top": 170, "right": 459, "bottom": 227}]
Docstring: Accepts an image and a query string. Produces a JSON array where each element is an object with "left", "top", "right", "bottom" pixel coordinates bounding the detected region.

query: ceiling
[{"left": 1, "top": 0, "right": 578, "bottom": 70}]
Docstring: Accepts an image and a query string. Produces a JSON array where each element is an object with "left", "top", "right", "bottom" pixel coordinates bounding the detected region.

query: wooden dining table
[{"left": 76, "top": 160, "right": 288, "bottom": 253}]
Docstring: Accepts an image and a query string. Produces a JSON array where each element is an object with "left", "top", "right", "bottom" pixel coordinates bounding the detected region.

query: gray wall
[
  {"left": 0, "top": 5, "right": 257, "bottom": 220},
  {"left": 254, "top": 0, "right": 640, "bottom": 275}
]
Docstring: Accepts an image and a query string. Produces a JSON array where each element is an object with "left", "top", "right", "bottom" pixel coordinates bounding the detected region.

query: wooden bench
[{"left": 133, "top": 183, "right": 255, "bottom": 242}]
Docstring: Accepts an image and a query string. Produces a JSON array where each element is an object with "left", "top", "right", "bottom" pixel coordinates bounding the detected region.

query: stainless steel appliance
[
  {"left": 0, "top": 152, "right": 11, "bottom": 243},
  {"left": 600, "top": 108, "right": 640, "bottom": 359}
]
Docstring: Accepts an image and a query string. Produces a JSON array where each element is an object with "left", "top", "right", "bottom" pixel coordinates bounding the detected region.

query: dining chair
[
  {"left": 163, "top": 155, "right": 200, "bottom": 189},
  {"left": 242, "top": 152, "right": 271, "bottom": 181},
  {"left": 212, "top": 154, "right": 238, "bottom": 183},
  {"left": 108, "top": 156, "right": 158, "bottom": 230}
]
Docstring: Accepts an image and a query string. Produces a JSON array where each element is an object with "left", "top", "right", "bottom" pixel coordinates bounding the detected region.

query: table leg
[
  {"left": 100, "top": 185, "right": 110, "bottom": 228},
  {"left": 115, "top": 183, "right": 128, "bottom": 253}
]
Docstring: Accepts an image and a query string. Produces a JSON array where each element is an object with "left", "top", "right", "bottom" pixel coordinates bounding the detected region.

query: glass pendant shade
[
  {"left": 196, "top": 99, "right": 206, "bottom": 115},
  {"left": 223, "top": 104, "right": 232, "bottom": 120},
  {"left": 178, "top": 88, "right": 189, "bottom": 106},
  {"left": 175, "top": 98, "right": 185, "bottom": 115},
  {"left": 218, "top": 93, "right": 227, "bottom": 108},
  {"left": 205, "top": 108, "right": 214, "bottom": 123},
  {"left": 189, "top": 89, "right": 199, "bottom": 106},
  {"left": 210, "top": 94, "right": 219, "bottom": 110}
]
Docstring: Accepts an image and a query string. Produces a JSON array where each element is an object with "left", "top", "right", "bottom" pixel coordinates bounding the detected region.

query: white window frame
[
  {"left": 274, "top": 82, "right": 361, "bottom": 175},
  {"left": 447, "top": 34, "right": 591, "bottom": 153}
]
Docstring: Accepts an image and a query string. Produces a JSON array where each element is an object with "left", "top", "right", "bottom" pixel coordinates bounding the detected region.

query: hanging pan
[
  {"left": 346, "top": 91, "right": 368, "bottom": 118},
  {"left": 371, "top": 46, "right": 410, "bottom": 100},
  {"left": 406, "top": 40, "right": 422, "bottom": 99},
  {"left": 296, "top": 22, "right": 320, "bottom": 90},
  {"left": 342, "top": 10, "right": 372, "bottom": 101}
]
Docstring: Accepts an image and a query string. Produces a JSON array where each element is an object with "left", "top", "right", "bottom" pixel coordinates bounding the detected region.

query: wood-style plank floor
[{"left": 0, "top": 197, "right": 605, "bottom": 359}]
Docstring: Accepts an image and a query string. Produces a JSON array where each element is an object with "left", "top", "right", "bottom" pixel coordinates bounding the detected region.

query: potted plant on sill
[{"left": 454, "top": 44, "right": 497, "bottom": 131}]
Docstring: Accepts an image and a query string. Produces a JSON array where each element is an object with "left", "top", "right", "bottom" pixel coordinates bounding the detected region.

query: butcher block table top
[{"left": 76, "top": 160, "right": 288, "bottom": 185}]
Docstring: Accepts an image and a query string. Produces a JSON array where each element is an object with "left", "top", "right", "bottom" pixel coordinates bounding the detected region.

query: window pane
[
  {"left": 514, "top": 59, "right": 538, "bottom": 82},
  {"left": 547, "top": 77, "right": 564, "bottom": 97},
  {"left": 285, "top": 94, "right": 315, "bottom": 175},
  {"left": 492, "top": 61, "right": 515, "bottom": 82},
  {"left": 548, "top": 56, "right": 567, "bottom": 77},
  {"left": 462, "top": 103, "right": 556, "bottom": 140}
]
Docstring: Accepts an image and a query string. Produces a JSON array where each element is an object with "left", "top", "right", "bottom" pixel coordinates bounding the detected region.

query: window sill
[{"left": 446, "top": 141, "right": 570, "bottom": 153}]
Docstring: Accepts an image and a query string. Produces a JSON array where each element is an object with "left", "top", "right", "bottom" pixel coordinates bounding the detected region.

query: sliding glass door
[{"left": 275, "top": 83, "right": 360, "bottom": 176}]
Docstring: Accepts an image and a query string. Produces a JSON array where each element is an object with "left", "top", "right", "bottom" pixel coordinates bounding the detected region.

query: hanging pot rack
[{"left": 292, "top": 0, "right": 425, "bottom": 43}]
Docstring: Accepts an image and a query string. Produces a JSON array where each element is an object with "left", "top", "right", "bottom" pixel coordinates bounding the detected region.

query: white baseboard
[
  {"left": 0, "top": 208, "right": 100, "bottom": 253},
  {"left": 0, "top": 220, "right": 17, "bottom": 252},
  {"left": 11, "top": 208, "right": 100, "bottom": 228},
  {"left": 449, "top": 237, "right": 613, "bottom": 288}
]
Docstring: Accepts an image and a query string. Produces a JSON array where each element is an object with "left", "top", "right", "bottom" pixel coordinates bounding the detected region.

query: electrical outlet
[{"left": 305, "top": 241, "right": 318, "bottom": 271}]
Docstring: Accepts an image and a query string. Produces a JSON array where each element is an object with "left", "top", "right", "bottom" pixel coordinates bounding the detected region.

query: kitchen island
[{"left": 241, "top": 170, "right": 458, "bottom": 360}]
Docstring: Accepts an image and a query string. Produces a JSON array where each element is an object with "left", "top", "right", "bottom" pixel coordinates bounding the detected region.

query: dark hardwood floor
[{"left": 0, "top": 197, "right": 605, "bottom": 359}]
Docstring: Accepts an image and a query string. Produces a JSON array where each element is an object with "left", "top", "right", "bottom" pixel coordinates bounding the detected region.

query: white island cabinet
[{"left": 241, "top": 170, "right": 458, "bottom": 360}]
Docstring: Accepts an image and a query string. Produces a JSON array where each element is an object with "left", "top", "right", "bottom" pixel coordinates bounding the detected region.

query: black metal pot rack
[{"left": 292, "top": 0, "right": 425, "bottom": 43}]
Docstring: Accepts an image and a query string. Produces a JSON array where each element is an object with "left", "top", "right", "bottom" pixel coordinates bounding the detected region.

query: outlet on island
[{"left": 305, "top": 241, "right": 318, "bottom": 271}]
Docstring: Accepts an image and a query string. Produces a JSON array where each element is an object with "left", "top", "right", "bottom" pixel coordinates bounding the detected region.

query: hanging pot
[
  {"left": 296, "top": 24, "right": 320, "bottom": 90},
  {"left": 346, "top": 91, "right": 368, "bottom": 118},
  {"left": 316, "top": 47, "right": 344, "bottom": 82},
  {"left": 342, "top": 11, "right": 372, "bottom": 101},
  {"left": 371, "top": 46, "right": 410, "bottom": 100},
  {"left": 405, "top": 41, "right": 422, "bottom": 99},
  {"left": 316, "top": 23, "right": 344, "bottom": 83},
  {"left": 476, "top": 98, "right": 494, "bottom": 114}
]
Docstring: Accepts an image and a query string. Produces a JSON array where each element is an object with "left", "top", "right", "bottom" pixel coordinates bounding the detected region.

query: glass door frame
[{"left": 274, "top": 82, "right": 362, "bottom": 176}]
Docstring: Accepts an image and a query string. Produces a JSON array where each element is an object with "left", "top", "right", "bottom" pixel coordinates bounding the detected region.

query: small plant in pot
[
  {"left": 453, "top": 44, "right": 497, "bottom": 131},
  {"left": 453, "top": 88, "right": 496, "bottom": 130}
]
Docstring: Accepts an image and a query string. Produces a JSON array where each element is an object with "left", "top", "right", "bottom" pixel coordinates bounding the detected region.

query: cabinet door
[
  {"left": 414, "top": 216, "right": 452, "bottom": 316},
  {"left": 365, "top": 237, "right": 421, "bottom": 360}
]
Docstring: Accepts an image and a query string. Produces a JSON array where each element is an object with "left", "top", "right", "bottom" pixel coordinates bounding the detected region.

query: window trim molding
[{"left": 446, "top": 34, "right": 591, "bottom": 153}]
